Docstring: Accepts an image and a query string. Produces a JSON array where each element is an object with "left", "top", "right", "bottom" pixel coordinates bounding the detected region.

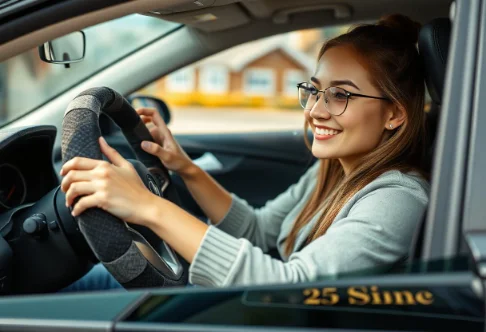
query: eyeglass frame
[{"left": 296, "top": 82, "right": 391, "bottom": 116}]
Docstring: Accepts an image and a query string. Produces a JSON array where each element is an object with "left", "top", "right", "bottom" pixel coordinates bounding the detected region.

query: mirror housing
[
  {"left": 128, "top": 95, "right": 171, "bottom": 125},
  {"left": 38, "top": 31, "right": 86, "bottom": 64}
]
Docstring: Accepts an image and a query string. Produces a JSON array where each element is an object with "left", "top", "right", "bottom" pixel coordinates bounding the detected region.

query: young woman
[{"left": 60, "top": 13, "right": 430, "bottom": 290}]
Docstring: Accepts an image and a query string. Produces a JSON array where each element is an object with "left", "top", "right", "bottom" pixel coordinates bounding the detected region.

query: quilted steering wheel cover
[{"left": 61, "top": 87, "right": 187, "bottom": 288}]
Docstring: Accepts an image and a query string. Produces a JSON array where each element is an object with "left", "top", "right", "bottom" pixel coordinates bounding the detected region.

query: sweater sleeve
[
  {"left": 210, "top": 161, "right": 319, "bottom": 252},
  {"left": 189, "top": 181, "right": 428, "bottom": 287}
]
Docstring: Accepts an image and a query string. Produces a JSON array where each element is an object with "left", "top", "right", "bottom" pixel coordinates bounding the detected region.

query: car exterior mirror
[
  {"left": 128, "top": 95, "right": 171, "bottom": 125},
  {"left": 38, "top": 31, "right": 86, "bottom": 64}
]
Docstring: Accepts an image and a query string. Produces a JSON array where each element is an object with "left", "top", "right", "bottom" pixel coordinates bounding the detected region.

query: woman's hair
[{"left": 284, "top": 14, "right": 428, "bottom": 256}]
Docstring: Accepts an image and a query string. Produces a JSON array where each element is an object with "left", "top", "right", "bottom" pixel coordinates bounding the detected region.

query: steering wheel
[{"left": 61, "top": 87, "right": 187, "bottom": 288}]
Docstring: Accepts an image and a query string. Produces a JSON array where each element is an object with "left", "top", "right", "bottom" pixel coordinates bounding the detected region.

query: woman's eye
[{"left": 332, "top": 92, "right": 347, "bottom": 100}]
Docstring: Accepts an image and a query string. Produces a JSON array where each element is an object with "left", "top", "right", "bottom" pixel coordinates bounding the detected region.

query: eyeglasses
[{"left": 297, "top": 82, "right": 390, "bottom": 116}]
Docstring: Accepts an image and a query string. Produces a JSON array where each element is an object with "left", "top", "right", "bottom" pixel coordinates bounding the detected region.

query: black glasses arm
[{"left": 347, "top": 92, "right": 389, "bottom": 101}]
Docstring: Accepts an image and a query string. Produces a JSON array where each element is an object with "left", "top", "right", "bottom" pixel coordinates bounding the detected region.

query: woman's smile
[{"left": 313, "top": 125, "right": 342, "bottom": 141}]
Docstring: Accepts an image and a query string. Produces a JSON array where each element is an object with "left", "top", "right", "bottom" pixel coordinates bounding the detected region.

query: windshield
[{"left": 0, "top": 14, "right": 179, "bottom": 127}]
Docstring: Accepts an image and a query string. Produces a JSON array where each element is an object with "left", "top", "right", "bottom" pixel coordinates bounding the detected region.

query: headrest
[{"left": 418, "top": 18, "right": 451, "bottom": 105}]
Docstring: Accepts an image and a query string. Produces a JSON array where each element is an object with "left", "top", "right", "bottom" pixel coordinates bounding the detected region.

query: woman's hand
[
  {"left": 61, "top": 136, "right": 209, "bottom": 265},
  {"left": 60, "top": 137, "right": 158, "bottom": 225},
  {"left": 136, "top": 107, "right": 196, "bottom": 177}
]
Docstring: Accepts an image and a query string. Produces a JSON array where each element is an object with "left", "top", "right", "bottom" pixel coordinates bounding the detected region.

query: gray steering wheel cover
[
  {"left": 65, "top": 95, "right": 101, "bottom": 117},
  {"left": 61, "top": 87, "right": 187, "bottom": 288},
  {"left": 102, "top": 242, "right": 147, "bottom": 283}
]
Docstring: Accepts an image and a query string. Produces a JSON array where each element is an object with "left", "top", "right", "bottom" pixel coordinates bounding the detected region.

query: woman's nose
[{"left": 310, "top": 97, "right": 331, "bottom": 120}]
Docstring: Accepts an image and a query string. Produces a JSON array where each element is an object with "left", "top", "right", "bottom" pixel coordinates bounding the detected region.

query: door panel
[
  {"left": 173, "top": 131, "right": 316, "bottom": 218},
  {"left": 118, "top": 272, "right": 482, "bottom": 331},
  {"left": 177, "top": 131, "right": 313, "bottom": 164}
]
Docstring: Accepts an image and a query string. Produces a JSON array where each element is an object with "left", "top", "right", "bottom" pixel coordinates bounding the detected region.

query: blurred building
[{"left": 140, "top": 35, "right": 315, "bottom": 109}]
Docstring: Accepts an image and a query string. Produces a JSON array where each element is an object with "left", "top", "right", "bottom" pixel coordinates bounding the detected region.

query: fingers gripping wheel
[{"left": 61, "top": 87, "right": 187, "bottom": 288}]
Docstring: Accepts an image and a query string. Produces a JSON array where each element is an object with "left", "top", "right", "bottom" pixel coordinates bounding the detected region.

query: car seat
[{"left": 407, "top": 17, "right": 452, "bottom": 267}]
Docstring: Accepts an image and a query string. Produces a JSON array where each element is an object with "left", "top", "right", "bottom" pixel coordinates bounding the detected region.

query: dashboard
[
  {"left": 0, "top": 163, "right": 27, "bottom": 210},
  {"left": 0, "top": 125, "right": 94, "bottom": 294},
  {"left": 0, "top": 126, "right": 59, "bottom": 215}
]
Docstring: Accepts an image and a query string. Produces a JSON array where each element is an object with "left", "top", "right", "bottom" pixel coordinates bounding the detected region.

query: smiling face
[{"left": 305, "top": 45, "right": 401, "bottom": 174}]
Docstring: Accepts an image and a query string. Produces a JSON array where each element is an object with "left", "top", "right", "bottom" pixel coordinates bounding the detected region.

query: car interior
[{"left": 0, "top": 0, "right": 457, "bottom": 295}]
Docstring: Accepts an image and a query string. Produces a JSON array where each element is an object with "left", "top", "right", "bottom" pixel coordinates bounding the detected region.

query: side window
[{"left": 134, "top": 26, "right": 350, "bottom": 134}]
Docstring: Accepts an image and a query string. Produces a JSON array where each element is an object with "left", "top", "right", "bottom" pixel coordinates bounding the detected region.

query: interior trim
[{"left": 272, "top": 4, "right": 352, "bottom": 24}]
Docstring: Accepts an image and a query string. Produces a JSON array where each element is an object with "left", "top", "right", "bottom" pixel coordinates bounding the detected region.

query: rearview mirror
[
  {"left": 128, "top": 95, "right": 171, "bottom": 125},
  {"left": 38, "top": 31, "right": 86, "bottom": 64}
]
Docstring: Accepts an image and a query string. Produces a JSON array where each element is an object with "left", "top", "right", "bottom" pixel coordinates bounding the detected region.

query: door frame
[{"left": 420, "top": 0, "right": 481, "bottom": 268}]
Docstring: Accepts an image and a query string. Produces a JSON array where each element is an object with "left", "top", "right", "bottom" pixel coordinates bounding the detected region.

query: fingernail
[
  {"left": 142, "top": 141, "right": 150, "bottom": 149},
  {"left": 99, "top": 137, "right": 106, "bottom": 144}
]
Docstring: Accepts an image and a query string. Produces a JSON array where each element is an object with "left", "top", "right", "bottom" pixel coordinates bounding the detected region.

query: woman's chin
[{"left": 311, "top": 147, "right": 339, "bottom": 160}]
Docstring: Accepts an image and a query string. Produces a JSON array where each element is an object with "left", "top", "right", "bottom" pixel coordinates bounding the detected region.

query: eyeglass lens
[{"left": 298, "top": 83, "right": 348, "bottom": 115}]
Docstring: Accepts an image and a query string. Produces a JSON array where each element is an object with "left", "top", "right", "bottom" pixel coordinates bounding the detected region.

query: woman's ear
[{"left": 385, "top": 104, "right": 406, "bottom": 130}]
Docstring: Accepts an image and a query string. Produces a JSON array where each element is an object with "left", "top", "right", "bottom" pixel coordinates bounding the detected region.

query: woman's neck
[{"left": 339, "top": 155, "right": 364, "bottom": 176}]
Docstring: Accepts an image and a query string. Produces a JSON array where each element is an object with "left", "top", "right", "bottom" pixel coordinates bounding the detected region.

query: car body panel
[{"left": 0, "top": 272, "right": 482, "bottom": 331}]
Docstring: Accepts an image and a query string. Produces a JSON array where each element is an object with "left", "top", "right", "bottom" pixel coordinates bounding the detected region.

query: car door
[
  {"left": 173, "top": 131, "right": 315, "bottom": 216},
  {"left": 457, "top": 0, "right": 486, "bottom": 326}
]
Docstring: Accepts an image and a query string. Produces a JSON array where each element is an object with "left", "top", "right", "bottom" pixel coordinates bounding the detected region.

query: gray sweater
[{"left": 189, "top": 161, "right": 430, "bottom": 287}]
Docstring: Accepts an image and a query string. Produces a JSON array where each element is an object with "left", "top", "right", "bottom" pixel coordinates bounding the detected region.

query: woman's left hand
[{"left": 60, "top": 137, "right": 157, "bottom": 225}]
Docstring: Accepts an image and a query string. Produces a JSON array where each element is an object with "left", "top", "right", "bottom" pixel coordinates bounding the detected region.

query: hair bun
[{"left": 378, "top": 14, "right": 421, "bottom": 45}]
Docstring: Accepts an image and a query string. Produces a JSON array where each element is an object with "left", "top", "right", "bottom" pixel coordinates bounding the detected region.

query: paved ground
[{"left": 167, "top": 107, "right": 305, "bottom": 134}]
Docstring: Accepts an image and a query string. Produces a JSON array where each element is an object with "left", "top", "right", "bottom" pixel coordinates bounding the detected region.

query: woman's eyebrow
[
  {"left": 310, "top": 77, "right": 320, "bottom": 86},
  {"left": 310, "top": 77, "right": 360, "bottom": 91},
  {"left": 330, "top": 80, "right": 360, "bottom": 91}
]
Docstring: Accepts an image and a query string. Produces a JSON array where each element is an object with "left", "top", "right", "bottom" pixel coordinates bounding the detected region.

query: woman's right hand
[{"left": 137, "top": 107, "right": 196, "bottom": 176}]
